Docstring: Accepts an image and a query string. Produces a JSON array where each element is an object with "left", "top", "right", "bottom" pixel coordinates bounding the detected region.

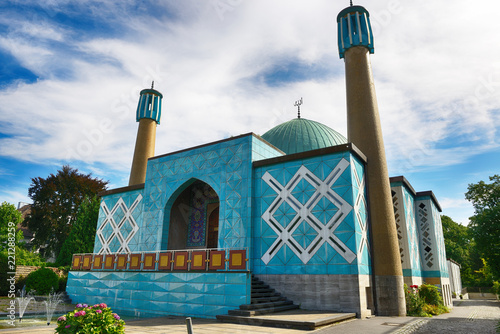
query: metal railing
[{"left": 71, "top": 248, "right": 249, "bottom": 272}]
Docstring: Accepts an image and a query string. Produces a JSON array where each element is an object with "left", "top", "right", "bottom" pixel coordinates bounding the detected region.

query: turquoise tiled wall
[
  {"left": 67, "top": 271, "right": 251, "bottom": 318},
  {"left": 251, "top": 135, "right": 284, "bottom": 161},
  {"left": 391, "top": 182, "right": 423, "bottom": 278},
  {"left": 251, "top": 150, "right": 371, "bottom": 275},
  {"left": 94, "top": 188, "right": 144, "bottom": 254},
  {"left": 416, "top": 196, "right": 449, "bottom": 278},
  {"left": 402, "top": 186, "right": 422, "bottom": 275},
  {"left": 145, "top": 135, "right": 254, "bottom": 251}
]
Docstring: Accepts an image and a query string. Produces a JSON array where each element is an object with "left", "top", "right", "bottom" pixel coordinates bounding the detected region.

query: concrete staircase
[
  {"left": 217, "top": 275, "right": 356, "bottom": 330},
  {"left": 231, "top": 275, "right": 299, "bottom": 316},
  {"left": 217, "top": 274, "right": 301, "bottom": 327}
]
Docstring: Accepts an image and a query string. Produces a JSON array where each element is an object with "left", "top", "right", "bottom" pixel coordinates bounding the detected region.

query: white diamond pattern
[
  {"left": 404, "top": 191, "right": 419, "bottom": 269},
  {"left": 352, "top": 163, "right": 369, "bottom": 257},
  {"left": 261, "top": 159, "right": 355, "bottom": 264},
  {"left": 97, "top": 194, "right": 142, "bottom": 254}
]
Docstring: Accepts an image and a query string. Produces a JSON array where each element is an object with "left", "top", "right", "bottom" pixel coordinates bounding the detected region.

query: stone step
[
  {"left": 216, "top": 311, "right": 357, "bottom": 330},
  {"left": 228, "top": 303, "right": 299, "bottom": 316},
  {"left": 251, "top": 291, "right": 278, "bottom": 298},
  {"left": 240, "top": 300, "right": 294, "bottom": 310},
  {"left": 251, "top": 295, "right": 286, "bottom": 303}
]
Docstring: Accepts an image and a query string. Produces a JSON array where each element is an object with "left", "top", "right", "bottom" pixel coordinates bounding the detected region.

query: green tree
[
  {"left": 56, "top": 196, "right": 100, "bottom": 266},
  {"left": 440, "top": 215, "right": 479, "bottom": 285},
  {"left": 441, "top": 215, "right": 470, "bottom": 265},
  {"left": 25, "top": 165, "right": 108, "bottom": 259},
  {"left": 465, "top": 175, "right": 500, "bottom": 280},
  {"left": 0, "top": 201, "right": 24, "bottom": 251}
]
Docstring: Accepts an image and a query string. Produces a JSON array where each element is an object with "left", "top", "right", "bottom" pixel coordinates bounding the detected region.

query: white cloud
[{"left": 0, "top": 0, "right": 499, "bottom": 209}]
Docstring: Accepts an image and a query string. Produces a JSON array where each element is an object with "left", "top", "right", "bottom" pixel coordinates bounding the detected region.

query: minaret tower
[
  {"left": 337, "top": 4, "right": 406, "bottom": 315},
  {"left": 129, "top": 83, "right": 163, "bottom": 186}
]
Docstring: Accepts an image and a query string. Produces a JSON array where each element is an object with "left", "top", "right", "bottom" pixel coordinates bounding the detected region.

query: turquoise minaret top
[
  {"left": 136, "top": 85, "right": 163, "bottom": 124},
  {"left": 337, "top": 5, "right": 374, "bottom": 59}
]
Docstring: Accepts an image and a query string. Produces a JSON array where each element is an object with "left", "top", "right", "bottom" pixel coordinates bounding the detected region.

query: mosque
[{"left": 66, "top": 4, "right": 453, "bottom": 319}]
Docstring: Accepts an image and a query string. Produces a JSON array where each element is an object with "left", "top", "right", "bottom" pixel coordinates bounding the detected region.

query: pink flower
[
  {"left": 113, "top": 313, "right": 120, "bottom": 320},
  {"left": 57, "top": 316, "right": 66, "bottom": 322},
  {"left": 65, "top": 325, "right": 71, "bottom": 328},
  {"left": 74, "top": 310, "right": 86, "bottom": 317},
  {"left": 96, "top": 309, "right": 102, "bottom": 314},
  {"left": 100, "top": 303, "right": 107, "bottom": 308}
]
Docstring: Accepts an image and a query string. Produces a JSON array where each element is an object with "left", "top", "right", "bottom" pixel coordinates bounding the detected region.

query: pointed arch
[{"left": 161, "top": 178, "right": 220, "bottom": 250}]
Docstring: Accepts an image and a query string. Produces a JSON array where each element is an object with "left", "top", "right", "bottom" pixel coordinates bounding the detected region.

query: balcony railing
[{"left": 71, "top": 248, "right": 249, "bottom": 272}]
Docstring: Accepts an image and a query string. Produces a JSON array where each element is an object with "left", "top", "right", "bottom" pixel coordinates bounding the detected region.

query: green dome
[{"left": 261, "top": 118, "right": 347, "bottom": 155}]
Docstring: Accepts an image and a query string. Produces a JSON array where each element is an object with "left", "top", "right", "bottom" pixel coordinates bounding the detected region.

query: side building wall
[
  {"left": 415, "top": 192, "right": 452, "bottom": 307},
  {"left": 390, "top": 178, "right": 423, "bottom": 286},
  {"left": 251, "top": 145, "right": 373, "bottom": 317},
  {"left": 447, "top": 259, "right": 462, "bottom": 297}
]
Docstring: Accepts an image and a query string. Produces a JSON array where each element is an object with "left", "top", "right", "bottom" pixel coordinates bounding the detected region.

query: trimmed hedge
[{"left": 25, "top": 267, "right": 59, "bottom": 295}]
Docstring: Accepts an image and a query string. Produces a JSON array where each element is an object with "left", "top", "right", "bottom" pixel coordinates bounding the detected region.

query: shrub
[
  {"left": 15, "top": 247, "right": 46, "bottom": 266},
  {"left": 492, "top": 281, "right": 500, "bottom": 298},
  {"left": 56, "top": 303, "right": 125, "bottom": 334},
  {"left": 418, "top": 284, "right": 443, "bottom": 306},
  {"left": 15, "top": 275, "right": 27, "bottom": 292},
  {"left": 58, "top": 275, "right": 68, "bottom": 293},
  {"left": 404, "top": 283, "right": 449, "bottom": 317},
  {"left": 0, "top": 252, "right": 10, "bottom": 296},
  {"left": 404, "top": 284, "right": 427, "bottom": 317},
  {"left": 25, "top": 267, "right": 59, "bottom": 295}
]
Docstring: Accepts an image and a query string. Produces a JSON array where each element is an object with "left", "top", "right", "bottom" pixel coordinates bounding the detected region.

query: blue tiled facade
[
  {"left": 68, "top": 133, "right": 451, "bottom": 318},
  {"left": 416, "top": 195, "right": 449, "bottom": 278},
  {"left": 66, "top": 271, "right": 250, "bottom": 318},
  {"left": 252, "top": 151, "right": 370, "bottom": 276},
  {"left": 390, "top": 181, "right": 422, "bottom": 279},
  {"left": 391, "top": 178, "right": 449, "bottom": 283},
  {"left": 94, "top": 188, "right": 144, "bottom": 254}
]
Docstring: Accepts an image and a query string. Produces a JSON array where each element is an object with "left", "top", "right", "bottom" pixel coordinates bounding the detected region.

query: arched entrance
[{"left": 166, "top": 180, "right": 220, "bottom": 250}]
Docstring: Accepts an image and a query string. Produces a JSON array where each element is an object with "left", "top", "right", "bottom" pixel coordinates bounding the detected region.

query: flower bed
[
  {"left": 56, "top": 303, "right": 124, "bottom": 333},
  {"left": 404, "top": 284, "right": 449, "bottom": 317}
]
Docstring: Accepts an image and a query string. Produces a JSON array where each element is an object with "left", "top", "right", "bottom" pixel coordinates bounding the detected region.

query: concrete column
[
  {"left": 129, "top": 118, "right": 156, "bottom": 186},
  {"left": 344, "top": 46, "right": 406, "bottom": 316}
]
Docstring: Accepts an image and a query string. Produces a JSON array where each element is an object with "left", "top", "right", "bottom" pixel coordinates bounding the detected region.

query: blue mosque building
[{"left": 66, "top": 4, "right": 452, "bottom": 319}]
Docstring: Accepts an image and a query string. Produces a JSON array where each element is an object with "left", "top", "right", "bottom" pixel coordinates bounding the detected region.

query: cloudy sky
[{"left": 0, "top": 0, "right": 499, "bottom": 225}]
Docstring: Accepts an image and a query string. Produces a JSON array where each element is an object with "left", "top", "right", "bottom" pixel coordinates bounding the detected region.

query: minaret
[
  {"left": 129, "top": 83, "right": 163, "bottom": 186},
  {"left": 337, "top": 4, "right": 406, "bottom": 316}
]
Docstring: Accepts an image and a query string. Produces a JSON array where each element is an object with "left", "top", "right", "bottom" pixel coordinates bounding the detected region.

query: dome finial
[
  {"left": 294, "top": 97, "right": 303, "bottom": 119},
  {"left": 151, "top": 81, "right": 154, "bottom": 89},
  {"left": 350, "top": 0, "right": 353, "bottom": 6}
]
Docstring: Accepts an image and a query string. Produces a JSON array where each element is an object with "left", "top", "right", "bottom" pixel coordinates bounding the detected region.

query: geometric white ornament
[
  {"left": 352, "top": 163, "right": 369, "bottom": 257},
  {"left": 404, "top": 192, "right": 419, "bottom": 268},
  {"left": 96, "top": 194, "right": 142, "bottom": 254},
  {"left": 261, "top": 158, "right": 355, "bottom": 264}
]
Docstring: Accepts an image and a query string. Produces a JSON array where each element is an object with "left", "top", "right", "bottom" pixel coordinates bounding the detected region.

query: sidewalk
[
  {"left": 1, "top": 299, "right": 498, "bottom": 333},
  {"left": 315, "top": 299, "right": 500, "bottom": 334}
]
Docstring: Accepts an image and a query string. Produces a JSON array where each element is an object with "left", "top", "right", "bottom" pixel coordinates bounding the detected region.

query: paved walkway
[
  {"left": 315, "top": 299, "right": 500, "bottom": 334},
  {"left": 0, "top": 299, "right": 498, "bottom": 333}
]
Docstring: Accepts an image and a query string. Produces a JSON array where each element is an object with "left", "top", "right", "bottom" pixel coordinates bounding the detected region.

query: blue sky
[{"left": 0, "top": 0, "right": 499, "bottom": 225}]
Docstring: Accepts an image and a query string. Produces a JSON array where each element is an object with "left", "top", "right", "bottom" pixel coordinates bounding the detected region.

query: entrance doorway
[{"left": 166, "top": 180, "right": 219, "bottom": 250}]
